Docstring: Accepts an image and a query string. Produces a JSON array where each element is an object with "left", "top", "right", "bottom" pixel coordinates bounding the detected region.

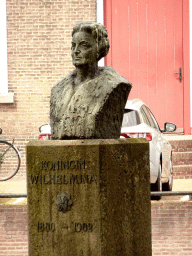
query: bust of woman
[{"left": 50, "top": 22, "right": 132, "bottom": 140}]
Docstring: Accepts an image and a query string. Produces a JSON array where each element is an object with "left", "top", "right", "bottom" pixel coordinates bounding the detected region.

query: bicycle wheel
[{"left": 0, "top": 140, "right": 21, "bottom": 181}]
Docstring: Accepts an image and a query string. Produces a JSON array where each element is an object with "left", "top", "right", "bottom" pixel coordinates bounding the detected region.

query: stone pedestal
[{"left": 27, "top": 138, "right": 151, "bottom": 256}]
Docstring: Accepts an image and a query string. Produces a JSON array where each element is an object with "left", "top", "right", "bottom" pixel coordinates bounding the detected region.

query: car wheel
[
  {"left": 153, "top": 164, "right": 162, "bottom": 192},
  {"left": 163, "top": 160, "right": 173, "bottom": 191},
  {"left": 151, "top": 164, "right": 162, "bottom": 200}
]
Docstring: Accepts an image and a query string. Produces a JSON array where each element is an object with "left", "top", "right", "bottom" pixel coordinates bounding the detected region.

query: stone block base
[{"left": 27, "top": 138, "right": 151, "bottom": 256}]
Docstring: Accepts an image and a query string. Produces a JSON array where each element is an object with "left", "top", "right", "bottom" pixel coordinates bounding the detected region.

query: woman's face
[{"left": 71, "top": 31, "right": 98, "bottom": 68}]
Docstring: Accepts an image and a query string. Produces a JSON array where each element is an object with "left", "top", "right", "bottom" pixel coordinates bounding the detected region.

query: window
[
  {"left": 0, "top": 0, "right": 14, "bottom": 103},
  {"left": 97, "top": 0, "right": 104, "bottom": 67},
  {"left": 122, "top": 109, "right": 141, "bottom": 127},
  {"left": 141, "top": 105, "right": 160, "bottom": 131},
  {"left": 0, "top": 0, "right": 8, "bottom": 95},
  {"left": 145, "top": 106, "right": 161, "bottom": 131},
  {"left": 140, "top": 107, "right": 151, "bottom": 126}
]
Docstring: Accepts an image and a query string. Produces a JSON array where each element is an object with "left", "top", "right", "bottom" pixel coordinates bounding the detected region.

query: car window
[
  {"left": 142, "top": 105, "right": 160, "bottom": 130},
  {"left": 140, "top": 106, "right": 151, "bottom": 126},
  {"left": 122, "top": 109, "right": 141, "bottom": 127},
  {"left": 145, "top": 106, "right": 160, "bottom": 131}
]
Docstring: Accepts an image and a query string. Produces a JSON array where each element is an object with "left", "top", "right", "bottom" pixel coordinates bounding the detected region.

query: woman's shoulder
[
  {"left": 98, "top": 66, "right": 132, "bottom": 87},
  {"left": 51, "top": 69, "right": 76, "bottom": 95}
]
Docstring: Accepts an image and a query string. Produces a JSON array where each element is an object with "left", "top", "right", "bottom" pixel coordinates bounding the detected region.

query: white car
[
  {"left": 38, "top": 99, "right": 176, "bottom": 192},
  {"left": 121, "top": 99, "right": 176, "bottom": 191},
  {"left": 38, "top": 124, "right": 51, "bottom": 140}
]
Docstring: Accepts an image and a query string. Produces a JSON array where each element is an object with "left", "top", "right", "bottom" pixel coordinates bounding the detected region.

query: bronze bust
[{"left": 50, "top": 22, "right": 132, "bottom": 140}]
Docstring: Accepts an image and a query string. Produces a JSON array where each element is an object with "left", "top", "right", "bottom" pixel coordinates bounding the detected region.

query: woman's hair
[{"left": 72, "top": 21, "right": 110, "bottom": 61}]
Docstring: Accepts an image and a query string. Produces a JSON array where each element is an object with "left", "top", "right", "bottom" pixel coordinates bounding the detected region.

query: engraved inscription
[
  {"left": 37, "top": 222, "right": 55, "bottom": 232},
  {"left": 61, "top": 225, "right": 68, "bottom": 229},
  {"left": 41, "top": 160, "right": 85, "bottom": 170},
  {"left": 29, "top": 159, "right": 97, "bottom": 185},
  {"left": 74, "top": 223, "right": 93, "bottom": 232},
  {"left": 30, "top": 174, "right": 68, "bottom": 184},
  {"left": 30, "top": 174, "right": 97, "bottom": 185},
  {"left": 70, "top": 174, "right": 97, "bottom": 184},
  {"left": 36, "top": 222, "right": 93, "bottom": 232}
]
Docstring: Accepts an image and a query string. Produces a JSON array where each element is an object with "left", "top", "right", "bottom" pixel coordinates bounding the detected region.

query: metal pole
[
  {"left": 151, "top": 191, "right": 192, "bottom": 196},
  {"left": 0, "top": 191, "right": 192, "bottom": 198},
  {"left": 0, "top": 193, "right": 27, "bottom": 198}
]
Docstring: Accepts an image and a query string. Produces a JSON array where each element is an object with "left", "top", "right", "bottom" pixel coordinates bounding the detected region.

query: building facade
[
  {"left": 0, "top": 0, "right": 191, "bottom": 179},
  {"left": 0, "top": 0, "right": 96, "bottom": 178}
]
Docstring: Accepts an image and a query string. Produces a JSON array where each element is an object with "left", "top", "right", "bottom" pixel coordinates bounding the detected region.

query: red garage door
[{"left": 104, "top": 0, "right": 188, "bottom": 131}]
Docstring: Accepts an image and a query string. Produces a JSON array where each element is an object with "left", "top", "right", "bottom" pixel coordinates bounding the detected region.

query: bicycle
[{"left": 0, "top": 128, "right": 21, "bottom": 181}]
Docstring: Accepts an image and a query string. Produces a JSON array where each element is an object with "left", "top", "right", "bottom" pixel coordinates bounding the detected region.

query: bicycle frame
[
  {"left": 0, "top": 136, "right": 21, "bottom": 181},
  {"left": 0, "top": 142, "right": 14, "bottom": 162}
]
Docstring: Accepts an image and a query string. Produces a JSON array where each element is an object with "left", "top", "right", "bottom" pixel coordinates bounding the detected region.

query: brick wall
[
  {"left": 0, "top": 205, "right": 28, "bottom": 256},
  {"left": 169, "top": 140, "right": 192, "bottom": 179},
  {"left": 0, "top": 0, "right": 96, "bottom": 179},
  {"left": 1, "top": 202, "right": 192, "bottom": 256},
  {"left": 152, "top": 201, "right": 192, "bottom": 255}
]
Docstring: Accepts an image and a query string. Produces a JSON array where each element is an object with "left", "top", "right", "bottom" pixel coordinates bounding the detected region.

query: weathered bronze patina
[
  {"left": 50, "top": 22, "right": 132, "bottom": 140},
  {"left": 56, "top": 191, "right": 73, "bottom": 213}
]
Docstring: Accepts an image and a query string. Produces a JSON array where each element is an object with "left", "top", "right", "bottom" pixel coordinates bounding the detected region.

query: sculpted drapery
[
  {"left": 50, "top": 22, "right": 132, "bottom": 140},
  {"left": 50, "top": 66, "right": 131, "bottom": 139}
]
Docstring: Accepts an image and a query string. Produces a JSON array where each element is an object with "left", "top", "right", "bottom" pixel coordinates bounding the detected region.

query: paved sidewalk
[
  {"left": 173, "top": 179, "right": 192, "bottom": 191},
  {"left": 0, "top": 178, "right": 27, "bottom": 205},
  {"left": 1, "top": 179, "right": 191, "bottom": 193},
  {"left": 0, "top": 179, "right": 27, "bottom": 194},
  {"left": 0, "top": 177, "right": 192, "bottom": 205},
  {"left": 163, "top": 134, "right": 192, "bottom": 141}
]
